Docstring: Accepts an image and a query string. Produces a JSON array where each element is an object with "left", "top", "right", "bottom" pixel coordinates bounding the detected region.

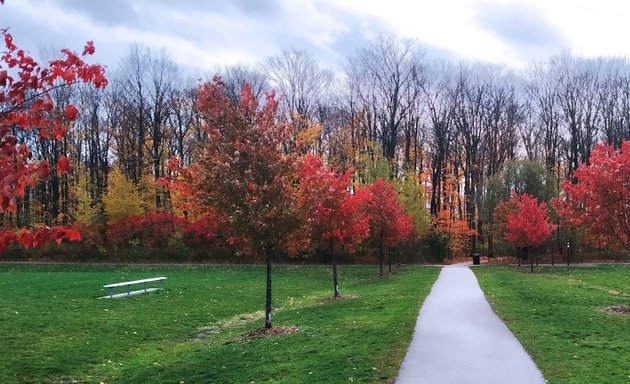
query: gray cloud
[
  {"left": 52, "top": 0, "right": 139, "bottom": 26},
  {"left": 475, "top": 2, "right": 568, "bottom": 59}
]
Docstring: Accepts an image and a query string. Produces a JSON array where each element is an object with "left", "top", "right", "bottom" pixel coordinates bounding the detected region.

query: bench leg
[
  {"left": 109, "top": 287, "right": 113, "bottom": 299},
  {"left": 144, "top": 282, "right": 147, "bottom": 293}
]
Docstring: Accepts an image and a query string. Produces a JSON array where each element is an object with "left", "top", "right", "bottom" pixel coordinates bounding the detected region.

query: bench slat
[
  {"left": 103, "top": 276, "right": 166, "bottom": 288},
  {"left": 98, "top": 287, "right": 162, "bottom": 299}
]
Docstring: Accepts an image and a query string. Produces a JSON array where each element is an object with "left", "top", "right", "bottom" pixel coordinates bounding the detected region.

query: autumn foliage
[
  {"left": 0, "top": 22, "right": 106, "bottom": 250},
  {"left": 296, "top": 154, "right": 368, "bottom": 253},
  {"left": 192, "top": 78, "right": 298, "bottom": 255},
  {"left": 183, "top": 78, "right": 299, "bottom": 328},
  {"left": 356, "top": 179, "right": 415, "bottom": 274},
  {"left": 432, "top": 209, "right": 477, "bottom": 258},
  {"left": 499, "top": 192, "right": 553, "bottom": 248},
  {"left": 105, "top": 213, "right": 219, "bottom": 249},
  {"left": 295, "top": 154, "right": 368, "bottom": 295},
  {"left": 557, "top": 141, "right": 630, "bottom": 251}
]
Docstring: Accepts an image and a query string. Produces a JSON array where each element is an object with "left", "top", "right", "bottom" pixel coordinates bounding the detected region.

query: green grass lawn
[
  {"left": 0, "top": 264, "right": 439, "bottom": 384},
  {"left": 475, "top": 265, "right": 630, "bottom": 384}
]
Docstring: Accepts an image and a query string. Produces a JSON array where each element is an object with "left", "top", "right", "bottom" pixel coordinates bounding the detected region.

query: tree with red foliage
[
  {"left": 499, "top": 192, "right": 553, "bottom": 271},
  {"left": 296, "top": 154, "right": 368, "bottom": 297},
  {"left": 356, "top": 179, "right": 415, "bottom": 276},
  {"left": 0, "top": 11, "right": 107, "bottom": 251},
  {"left": 557, "top": 141, "right": 630, "bottom": 252},
  {"left": 188, "top": 78, "right": 298, "bottom": 329}
]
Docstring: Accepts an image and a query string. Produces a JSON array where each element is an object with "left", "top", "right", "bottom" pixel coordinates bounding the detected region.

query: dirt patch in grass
[
  {"left": 240, "top": 326, "right": 300, "bottom": 339},
  {"left": 191, "top": 325, "right": 222, "bottom": 341},
  {"left": 602, "top": 305, "right": 630, "bottom": 315},
  {"left": 322, "top": 295, "right": 359, "bottom": 302},
  {"left": 192, "top": 310, "right": 266, "bottom": 341}
]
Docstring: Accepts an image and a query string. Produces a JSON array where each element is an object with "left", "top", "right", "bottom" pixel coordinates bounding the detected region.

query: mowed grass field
[
  {"left": 475, "top": 265, "right": 630, "bottom": 384},
  {"left": 0, "top": 264, "right": 439, "bottom": 384}
]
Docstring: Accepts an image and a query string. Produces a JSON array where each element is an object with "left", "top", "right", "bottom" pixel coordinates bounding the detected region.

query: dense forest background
[{"left": 5, "top": 34, "right": 630, "bottom": 262}]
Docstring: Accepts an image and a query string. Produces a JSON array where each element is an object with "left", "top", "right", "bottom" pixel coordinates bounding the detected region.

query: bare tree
[
  {"left": 219, "top": 64, "right": 268, "bottom": 105},
  {"left": 262, "top": 48, "right": 333, "bottom": 126},
  {"left": 553, "top": 53, "right": 601, "bottom": 177},
  {"left": 421, "top": 60, "right": 455, "bottom": 216},
  {"left": 348, "top": 34, "right": 424, "bottom": 161}
]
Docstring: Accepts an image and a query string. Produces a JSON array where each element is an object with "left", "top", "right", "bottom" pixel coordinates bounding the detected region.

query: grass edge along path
[
  {"left": 474, "top": 265, "right": 630, "bottom": 384},
  {"left": 0, "top": 264, "right": 439, "bottom": 384}
]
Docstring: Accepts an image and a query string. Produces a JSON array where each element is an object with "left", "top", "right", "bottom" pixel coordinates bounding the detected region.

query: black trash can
[{"left": 471, "top": 252, "right": 481, "bottom": 265}]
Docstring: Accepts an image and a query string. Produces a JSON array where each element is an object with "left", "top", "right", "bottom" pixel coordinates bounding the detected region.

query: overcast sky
[{"left": 2, "top": 0, "right": 629, "bottom": 75}]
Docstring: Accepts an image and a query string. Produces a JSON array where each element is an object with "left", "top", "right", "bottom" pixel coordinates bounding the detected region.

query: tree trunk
[
  {"left": 378, "top": 242, "right": 383, "bottom": 276},
  {"left": 379, "top": 232, "right": 384, "bottom": 276},
  {"left": 529, "top": 247, "right": 534, "bottom": 273},
  {"left": 265, "top": 246, "right": 273, "bottom": 329},
  {"left": 488, "top": 231, "right": 495, "bottom": 258},
  {"left": 331, "top": 238, "right": 339, "bottom": 297}
]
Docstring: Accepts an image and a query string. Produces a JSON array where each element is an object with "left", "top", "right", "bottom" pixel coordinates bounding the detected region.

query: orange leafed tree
[
  {"left": 433, "top": 209, "right": 476, "bottom": 258},
  {"left": 0, "top": 12, "right": 107, "bottom": 250},
  {"left": 557, "top": 141, "right": 630, "bottom": 251}
]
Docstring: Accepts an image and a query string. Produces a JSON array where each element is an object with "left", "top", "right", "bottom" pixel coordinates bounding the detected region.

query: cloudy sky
[{"left": 2, "top": 0, "right": 629, "bottom": 74}]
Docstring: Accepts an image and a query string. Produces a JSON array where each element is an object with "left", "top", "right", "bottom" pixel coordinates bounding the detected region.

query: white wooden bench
[{"left": 99, "top": 277, "right": 167, "bottom": 299}]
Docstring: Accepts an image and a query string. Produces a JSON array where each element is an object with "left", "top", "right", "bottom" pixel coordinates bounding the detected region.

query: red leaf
[
  {"left": 57, "top": 155, "right": 70, "bottom": 176},
  {"left": 82, "top": 40, "right": 95, "bottom": 56},
  {"left": 64, "top": 104, "right": 79, "bottom": 120}
]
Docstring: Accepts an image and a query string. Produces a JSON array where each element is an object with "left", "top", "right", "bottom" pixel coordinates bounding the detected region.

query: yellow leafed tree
[
  {"left": 71, "top": 166, "right": 103, "bottom": 225},
  {"left": 103, "top": 166, "right": 153, "bottom": 223}
]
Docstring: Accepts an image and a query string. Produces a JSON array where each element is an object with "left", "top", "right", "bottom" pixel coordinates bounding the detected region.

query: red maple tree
[
  {"left": 356, "top": 179, "right": 415, "bottom": 275},
  {"left": 498, "top": 192, "right": 553, "bottom": 270},
  {"left": 295, "top": 154, "right": 368, "bottom": 297},
  {"left": 0, "top": 14, "right": 107, "bottom": 250},
  {"left": 557, "top": 141, "right": 630, "bottom": 251},
  {"left": 500, "top": 192, "right": 553, "bottom": 248},
  {"left": 188, "top": 78, "right": 298, "bottom": 329}
]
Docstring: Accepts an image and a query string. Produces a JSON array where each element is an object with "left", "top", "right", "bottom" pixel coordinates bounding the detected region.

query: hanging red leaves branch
[{"left": 0, "top": 18, "right": 107, "bottom": 250}]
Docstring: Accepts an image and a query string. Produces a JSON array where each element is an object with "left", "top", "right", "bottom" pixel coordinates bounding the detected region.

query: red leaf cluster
[
  {"left": 192, "top": 78, "right": 298, "bottom": 254},
  {"left": 106, "top": 213, "right": 220, "bottom": 248},
  {"left": 500, "top": 192, "right": 553, "bottom": 248},
  {"left": 0, "top": 18, "right": 107, "bottom": 251},
  {"left": 356, "top": 179, "right": 415, "bottom": 250},
  {"left": 295, "top": 154, "right": 368, "bottom": 254},
  {"left": 557, "top": 141, "right": 630, "bottom": 251},
  {"left": 0, "top": 226, "right": 80, "bottom": 251}
]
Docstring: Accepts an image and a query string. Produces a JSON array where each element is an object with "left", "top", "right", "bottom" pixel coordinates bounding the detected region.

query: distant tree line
[{"left": 6, "top": 34, "right": 630, "bottom": 261}]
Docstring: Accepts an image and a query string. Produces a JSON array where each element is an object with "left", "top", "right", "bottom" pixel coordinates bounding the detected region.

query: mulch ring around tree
[
  {"left": 602, "top": 305, "right": 630, "bottom": 315},
  {"left": 239, "top": 326, "right": 300, "bottom": 340}
]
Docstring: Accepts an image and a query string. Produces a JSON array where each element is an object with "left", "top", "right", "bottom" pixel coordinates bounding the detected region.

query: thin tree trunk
[
  {"left": 265, "top": 246, "right": 273, "bottom": 329},
  {"left": 530, "top": 247, "right": 534, "bottom": 273},
  {"left": 379, "top": 232, "right": 384, "bottom": 276},
  {"left": 331, "top": 238, "right": 339, "bottom": 297}
]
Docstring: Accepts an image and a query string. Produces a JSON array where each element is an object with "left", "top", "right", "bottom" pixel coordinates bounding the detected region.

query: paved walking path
[{"left": 396, "top": 264, "right": 545, "bottom": 384}]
